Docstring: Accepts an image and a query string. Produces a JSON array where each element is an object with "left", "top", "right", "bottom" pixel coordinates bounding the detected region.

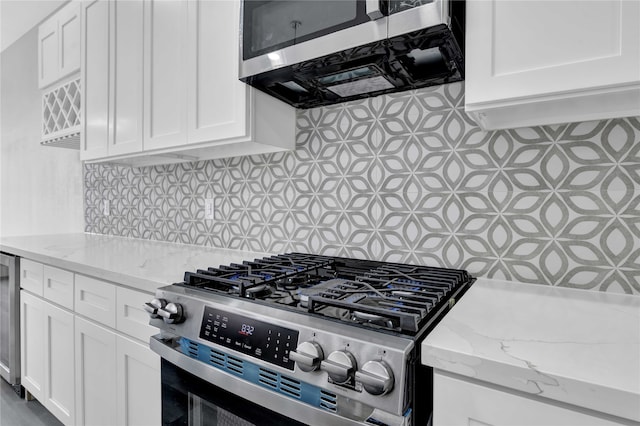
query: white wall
[
  {"left": 0, "top": 27, "right": 84, "bottom": 237},
  {"left": 1, "top": 1, "right": 66, "bottom": 53}
]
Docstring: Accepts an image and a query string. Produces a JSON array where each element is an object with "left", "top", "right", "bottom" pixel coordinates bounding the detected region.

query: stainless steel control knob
[
  {"left": 144, "top": 298, "right": 167, "bottom": 319},
  {"left": 320, "top": 350, "right": 357, "bottom": 384},
  {"left": 355, "top": 360, "right": 394, "bottom": 395},
  {"left": 289, "top": 341, "right": 324, "bottom": 372},
  {"left": 157, "top": 302, "right": 185, "bottom": 324}
]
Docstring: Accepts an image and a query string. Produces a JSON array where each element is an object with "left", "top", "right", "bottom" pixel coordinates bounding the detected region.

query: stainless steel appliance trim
[
  {"left": 387, "top": 0, "right": 449, "bottom": 38},
  {"left": 151, "top": 285, "right": 415, "bottom": 416},
  {"left": 240, "top": 0, "right": 452, "bottom": 79},
  {"left": 0, "top": 253, "right": 20, "bottom": 387},
  {"left": 240, "top": 17, "right": 388, "bottom": 78},
  {"left": 151, "top": 335, "right": 401, "bottom": 426},
  {"left": 155, "top": 285, "right": 415, "bottom": 353}
]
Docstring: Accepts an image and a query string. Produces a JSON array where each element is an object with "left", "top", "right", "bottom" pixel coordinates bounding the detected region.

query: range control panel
[{"left": 199, "top": 306, "right": 299, "bottom": 370}]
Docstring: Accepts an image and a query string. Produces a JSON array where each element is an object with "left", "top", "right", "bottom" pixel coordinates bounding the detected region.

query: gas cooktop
[{"left": 178, "top": 253, "right": 473, "bottom": 335}]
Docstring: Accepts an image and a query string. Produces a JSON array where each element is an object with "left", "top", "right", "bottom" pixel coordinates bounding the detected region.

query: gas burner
[
  {"left": 352, "top": 311, "right": 396, "bottom": 330},
  {"left": 179, "top": 253, "right": 473, "bottom": 334},
  {"left": 181, "top": 253, "right": 335, "bottom": 298},
  {"left": 245, "top": 284, "right": 272, "bottom": 299},
  {"left": 277, "top": 275, "right": 311, "bottom": 290},
  {"left": 265, "top": 290, "right": 296, "bottom": 306}
]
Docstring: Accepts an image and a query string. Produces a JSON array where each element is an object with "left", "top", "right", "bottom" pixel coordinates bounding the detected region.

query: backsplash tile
[{"left": 84, "top": 83, "right": 640, "bottom": 294}]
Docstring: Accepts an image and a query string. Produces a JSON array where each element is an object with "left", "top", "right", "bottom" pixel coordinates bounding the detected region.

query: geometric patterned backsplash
[{"left": 85, "top": 82, "right": 640, "bottom": 294}]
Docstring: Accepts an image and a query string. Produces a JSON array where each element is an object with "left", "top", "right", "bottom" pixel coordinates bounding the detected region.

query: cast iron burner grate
[
  {"left": 179, "top": 253, "right": 473, "bottom": 334},
  {"left": 182, "top": 253, "right": 335, "bottom": 297}
]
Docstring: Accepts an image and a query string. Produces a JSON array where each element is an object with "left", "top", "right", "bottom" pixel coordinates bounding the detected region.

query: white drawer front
[
  {"left": 116, "top": 287, "right": 156, "bottom": 343},
  {"left": 20, "top": 259, "right": 44, "bottom": 296},
  {"left": 75, "top": 275, "right": 117, "bottom": 328},
  {"left": 43, "top": 265, "right": 74, "bottom": 309}
]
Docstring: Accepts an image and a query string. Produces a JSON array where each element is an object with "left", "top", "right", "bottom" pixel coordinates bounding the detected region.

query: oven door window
[
  {"left": 189, "top": 394, "right": 253, "bottom": 426},
  {"left": 162, "top": 359, "right": 305, "bottom": 426},
  {"left": 243, "top": 0, "right": 369, "bottom": 60}
]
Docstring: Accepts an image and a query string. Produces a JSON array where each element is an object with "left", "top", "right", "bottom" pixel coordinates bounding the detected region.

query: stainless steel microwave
[{"left": 239, "top": 0, "right": 465, "bottom": 108}]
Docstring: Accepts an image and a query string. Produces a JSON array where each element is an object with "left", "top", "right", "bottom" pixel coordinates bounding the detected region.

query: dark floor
[{"left": 0, "top": 380, "right": 63, "bottom": 426}]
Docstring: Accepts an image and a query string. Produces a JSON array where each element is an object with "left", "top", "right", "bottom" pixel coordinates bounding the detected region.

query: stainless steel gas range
[{"left": 146, "top": 253, "right": 473, "bottom": 426}]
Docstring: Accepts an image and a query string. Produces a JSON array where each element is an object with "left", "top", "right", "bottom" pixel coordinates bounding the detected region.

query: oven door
[
  {"left": 161, "top": 359, "right": 305, "bottom": 426},
  {"left": 152, "top": 336, "right": 379, "bottom": 426}
]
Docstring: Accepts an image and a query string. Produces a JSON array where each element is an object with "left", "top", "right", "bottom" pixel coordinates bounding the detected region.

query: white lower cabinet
[
  {"left": 75, "top": 317, "right": 117, "bottom": 426},
  {"left": 75, "top": 312, "right": 161, "bottom": 426},
  {"left": 20, "top": 291, "right": 45, "bottom": 402},
  {"left": 75, "top": 319, "right": 161, "bottom": 426},
  {"left": 20, "top": 259, "right": 44, "bottom": 296},
  {"left": 20, "top": 260, "right": 161, "bottom": 426},
  {"left": 20, "top": 290, "right": 75, "bottom": 426},
  {"left": 433, "top": 371, "right": 627, "bottom": 426},
  {"left": 44, "top": 302, "right": 76, "bottom": 425},
  {"left": 116, "top": 335, "right": 161, "bottom": 426}
]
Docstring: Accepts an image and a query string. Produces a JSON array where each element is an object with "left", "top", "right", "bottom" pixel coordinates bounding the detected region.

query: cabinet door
[
  {"left": 58, "top": 1, "right": 82, "bottom": 80},
  {"left": 115, "top": 287, "right": 156, "bottom": 343},
  {"left": 43, "top": 265, "right": 74, "bottom": 310},
  {"left": 143, "top": 0, "right": 188, "bottom": 150},
  {"left": 110, "top": 0, "right": 144, "bottom": 156},
  {"left": 433, "top": 372, "right": 626, "bottom": 426},
  {"left": 81, "top": 0, "right": 110, "bottom": 160},
  {"left": 20, "top": 259, "right": 44, "bottom": 296},
  {"left": 116, "top": 335, "right": 161, "bottom": 426},
  {"left": 75, "top": 317, "right": 117, "bottom": 426},
  {"left": 38, "top": 16, "right": 59, "bottom": 89},
  {"left": 75, "top": 274, "right": 117, "bottom": 329},
  {"left": 187, "top": 0, "right": 248, "bottom": 144},
  {"left": 44, "top": 302, "right": 75, "bottom": 426},
  {"left": 465, "top": 0, "right": 640, "bottom": 105},
  {"left": 20, "top": 291, "right": 45, "bottom": 401}
]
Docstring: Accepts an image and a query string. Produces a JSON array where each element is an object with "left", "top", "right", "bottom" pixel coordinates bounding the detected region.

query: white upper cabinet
[
  {"left": 187, "top": 0, "right": 247, "bottom": 144},
  {"left": 82, "top": 0, "right": 144, "bottom": 161},
  {"left": 81, "top": 0, "right": 295, "bottom": 166},
  {"left": 38, "top": 1, "right": 81, "bottom": 89},
  {"left": 110, "top": 0, "right": 144, "bottom": 156},
  {"left": 81, "top": 0, "right": 109, "bottom": 160},
  {"left": 143, "top": 0, "right": 188, "bottom": 151},
  {"left": 38, "top": 17, "right": 58, "bottom": 89},
  {"left": 465, "top": 0, "right": 640, "bottom": 130}
]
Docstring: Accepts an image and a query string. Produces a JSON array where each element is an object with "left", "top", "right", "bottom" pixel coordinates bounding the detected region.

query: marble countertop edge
[
  {"left": 423, "top": 345, "right": 640, "bottom": 422},
  {"left": 421, "top": 279, "right": 640, "bottom": 423},
  {"left": 0, "top": 233, "right": 271, "bottom": 294}
]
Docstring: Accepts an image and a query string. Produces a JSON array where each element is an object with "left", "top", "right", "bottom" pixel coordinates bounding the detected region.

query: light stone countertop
[
  {"left": 0, "top": 233, "right": 271, "bottom": 294},
  {"left": 421, "top": 278, "right": 640, "bottom": 423},
  {"left": 4, "top": 234, "right": 639, "bottom": 421}
]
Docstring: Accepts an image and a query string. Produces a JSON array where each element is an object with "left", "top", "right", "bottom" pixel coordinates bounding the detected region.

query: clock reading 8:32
[{"left": 240, "top": 324, "right": 255, "bottom": 336}]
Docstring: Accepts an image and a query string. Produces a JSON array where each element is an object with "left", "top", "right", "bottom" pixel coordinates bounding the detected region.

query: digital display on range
[{"left": 199, "top": 306, "right": 299, "bottom": 370}]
